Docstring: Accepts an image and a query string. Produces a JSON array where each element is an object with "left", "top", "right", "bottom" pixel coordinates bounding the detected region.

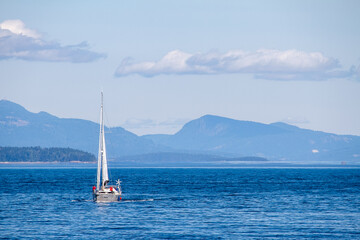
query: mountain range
[
  {"left": 1, "top": 99, "right": 359, "bottom": 165},
  {"left": 0, "top": 100, "right": 162, "bottom": 157},
  {"left": 143, "top": 115, "right": 360, "bottom": 164}
]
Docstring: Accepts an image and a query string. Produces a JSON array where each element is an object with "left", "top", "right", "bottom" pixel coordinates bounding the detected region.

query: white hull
[{"left": 93, "top": 192, "right": 121, "bottom": 202}]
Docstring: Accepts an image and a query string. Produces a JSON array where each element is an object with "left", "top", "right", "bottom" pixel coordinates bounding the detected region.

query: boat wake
[
  {"left": 121, "top": 199, "right": 154, "bottom": 203},
  {"left": 71, "top": 198, "right": 154, "bottom": 203},
  {"left": 71, "top": 199, "right": 93, "bottom": 202}
]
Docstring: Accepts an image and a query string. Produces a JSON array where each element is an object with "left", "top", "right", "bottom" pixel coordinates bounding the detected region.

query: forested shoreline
[{"left": 0, "top": 147, "right": 96, "bottom": 162}]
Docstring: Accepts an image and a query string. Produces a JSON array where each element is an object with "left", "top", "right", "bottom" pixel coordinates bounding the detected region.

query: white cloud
[
  {"left": 115, "top": 49, "right": 355, "bottom": 81},
  {"left": 0, "top": 19, "right": 105, "bottom": 62},
  {"left": 116, "top": 51, "right": 193, "bottom": 77},
  {"left": 0, "top": 19, "right": 40, "bottom": 39}
]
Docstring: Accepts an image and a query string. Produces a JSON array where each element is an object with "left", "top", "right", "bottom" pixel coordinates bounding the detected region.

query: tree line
[{"left": 0, "top": 146, "right": 96, "bottom": 162}]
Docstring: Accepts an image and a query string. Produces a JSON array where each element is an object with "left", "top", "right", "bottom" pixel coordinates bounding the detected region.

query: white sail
[
  {"left": 97, "top": 92, "right": 109, "bottom": 190},
  {"left": 101, "top": 114, "right": 109, "bottom": 187},
  {"left": 96, "top": 125, "right": 101, "bottom": 190}
]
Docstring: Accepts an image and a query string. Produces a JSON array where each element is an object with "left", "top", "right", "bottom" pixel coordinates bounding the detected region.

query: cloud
[
  {"left": 0, "top": 19, "right": 40, "bottom": 39},
  {"left": 115, "top": 49, "right": 356, "bottom": 81},
  {"left": 0, "top": 19, "right": 105, "bottom": 62}
]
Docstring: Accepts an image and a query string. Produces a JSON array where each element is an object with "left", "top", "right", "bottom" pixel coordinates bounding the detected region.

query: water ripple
[{"left": 0, "top": 168, "right": 359, "bottom": 239}]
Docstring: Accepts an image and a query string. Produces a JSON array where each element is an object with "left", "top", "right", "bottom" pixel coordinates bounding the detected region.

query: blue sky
[{"left": 1, "top": 0, "right": 359, "bottom": 135}]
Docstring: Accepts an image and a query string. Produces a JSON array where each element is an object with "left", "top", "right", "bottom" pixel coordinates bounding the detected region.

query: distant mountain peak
[
  {"left": 0, "top": 99, "right": 27, "bottom": 113},
  {"left": 175, "top": 114, "right": 287, "bottom": 141},
  {"left": 199, "top": 114, "right": 238, "bottom": 122},
  {"left": 178, "top": 115, "right": 233, "bottom": 137},
  {"left": 200, "top": 114, "right": 225, "bottom": 120}
]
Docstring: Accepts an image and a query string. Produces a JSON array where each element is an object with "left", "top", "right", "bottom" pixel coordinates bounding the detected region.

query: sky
[{"left": 1, "top": 0, "right": 360, "bottom": 136}]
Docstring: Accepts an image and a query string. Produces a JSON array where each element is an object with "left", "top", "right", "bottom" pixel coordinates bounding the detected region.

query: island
[{"left": 0, "top": 146, "right": 96, "bottom": 163}]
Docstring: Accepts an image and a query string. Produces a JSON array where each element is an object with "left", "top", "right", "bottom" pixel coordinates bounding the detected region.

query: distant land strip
[{"left": 0, "top": 146, "right": 96, "bottom": 163}]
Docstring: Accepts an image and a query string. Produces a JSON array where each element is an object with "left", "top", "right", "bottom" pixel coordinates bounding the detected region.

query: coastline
[
  {"left": 0, "top": 161, "right": 359, "bottom": 169},
  {"left": 0, "top": 161, "right": 96, "bottom": 164}
]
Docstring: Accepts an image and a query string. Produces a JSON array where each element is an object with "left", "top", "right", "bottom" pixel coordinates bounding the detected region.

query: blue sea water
[{"left": 0, "top": 168, "right": 359, "bottom": 239}]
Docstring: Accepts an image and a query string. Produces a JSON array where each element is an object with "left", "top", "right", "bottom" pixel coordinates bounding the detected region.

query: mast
[{"left": 97, "top": 92, "right": 109, "bottom": 190}]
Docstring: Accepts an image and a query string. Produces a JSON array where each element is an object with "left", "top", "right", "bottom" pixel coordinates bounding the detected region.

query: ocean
[{"left": 0, "top": 168, "right": 359, "bottom": 239}]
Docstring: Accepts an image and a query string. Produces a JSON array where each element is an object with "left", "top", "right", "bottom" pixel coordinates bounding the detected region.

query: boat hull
[{"left": 93, "top": 192, "right": 121, "bottom": 202}]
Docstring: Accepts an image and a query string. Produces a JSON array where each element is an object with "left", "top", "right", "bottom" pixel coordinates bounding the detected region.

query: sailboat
[{"left": 93, "top": 92, "right": 122, "bottom": 202}]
